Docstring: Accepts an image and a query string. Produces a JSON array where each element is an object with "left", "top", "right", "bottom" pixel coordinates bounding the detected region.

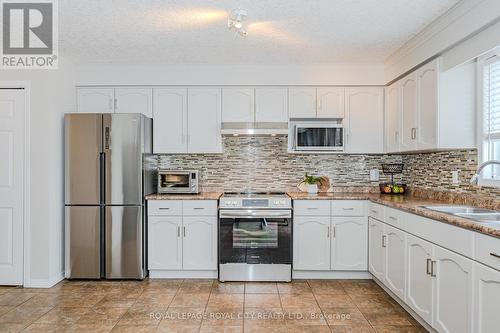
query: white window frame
[{"left": 477, "top": 51, "right": 500, "bottom": 187}]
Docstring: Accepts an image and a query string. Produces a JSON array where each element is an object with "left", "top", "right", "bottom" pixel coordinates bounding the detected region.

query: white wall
[{"left": 0, "top": 57, "right": 76, "bottom": 287}]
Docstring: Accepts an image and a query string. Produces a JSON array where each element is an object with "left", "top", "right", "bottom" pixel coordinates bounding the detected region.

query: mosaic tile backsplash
[{"left": 157, "top": 137, "right": 402, "bottom": 192}]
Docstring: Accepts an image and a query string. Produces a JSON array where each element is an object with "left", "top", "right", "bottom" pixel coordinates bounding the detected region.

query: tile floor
[{"left": 0, "top": 279, "right": 427, "bottom": 333}]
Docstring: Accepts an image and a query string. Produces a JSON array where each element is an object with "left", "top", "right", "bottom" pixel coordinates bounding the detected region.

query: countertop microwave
[
  {"left": 294, "top": 122, "right": 344, "bottom": 151},
  {"left": 157, "top": 170, "right": 199, "bottom": 194}
]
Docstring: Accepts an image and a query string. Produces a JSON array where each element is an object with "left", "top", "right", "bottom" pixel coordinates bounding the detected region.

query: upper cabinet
[
  {"left": 255, "top": 88, "right": 288, "bottom": 123},
  {"left": 288, "top": 88, "right": 317, "bottom": 118},
  {"left": 385, "top": 82, "right": 401, "bottom": 153},
  {"left": 76, "top": 87, "right": 152, "bottom": 117},
  {"left": 345, "top": 87, "right": 384, "bottom": 154},
  {"left": 222, "top": 88, "right": 254, "bottom": 123},
  {"left": 317, "top": 87, "right": 345, "bottom": 118},
  {"left": 289, "top": 87, "right": 345, "bottom": 119},
  {"left": 400, "top": 73, "right": 418, "bottom": 151}
]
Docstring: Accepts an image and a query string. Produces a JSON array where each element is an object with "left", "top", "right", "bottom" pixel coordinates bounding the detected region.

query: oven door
[{"left": 219, "top": 210, "right": 292, "bottom": 265}]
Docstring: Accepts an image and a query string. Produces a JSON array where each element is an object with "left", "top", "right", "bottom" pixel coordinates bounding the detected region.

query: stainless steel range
[{"left": 219, "top": 192, "right": 292, "bottom": 282}]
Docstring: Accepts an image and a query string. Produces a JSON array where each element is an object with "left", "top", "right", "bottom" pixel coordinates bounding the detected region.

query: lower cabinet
[
  {"left": 293, "top": 216, "right": 330, "bottom": 270},
  {"left": 148, "top": 216, "right": 183, "bottom": 270},
  {"left": 474, "top": 262, "right": 500, "bottom": 333},
  {"left": 182, "top": 216, "right": 217, "bottom": 270},
  {"left": 368, "top": 217, "right": 385, "bottom": 281},
  {"left": 332, "top": 217, "right": 367, "bottom": 270},
  {"left": 385, "top": 224, "right": 406, "bottom": 300}
]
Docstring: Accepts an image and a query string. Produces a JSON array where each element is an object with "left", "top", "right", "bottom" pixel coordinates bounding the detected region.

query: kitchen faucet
[{"left": 470, "top": 160, "right": 500, "bottom": 184}]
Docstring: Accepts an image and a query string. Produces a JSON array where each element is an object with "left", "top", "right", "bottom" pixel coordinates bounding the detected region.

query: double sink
[{"left": 423, "top": 205, "right": 500, "bottom": 227}]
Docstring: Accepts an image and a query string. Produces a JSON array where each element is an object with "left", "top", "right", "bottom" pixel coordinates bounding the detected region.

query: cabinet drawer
[
  {"left": 183, "top": 200, "right": 218, "bottom": 216},
  {"left": 331, "top": 200, "right": 365, "bottom": 216},
  {"left": 368, "top": 202, "right": 385, "bottom": 221},
  {"left": 148, "top": 200, "right": 182, "bottom": 216},
  {"left": 385, "top": 207, "right": 406, "bottom": 230},
  {"left": 475, "top": 233, "right": 500, "bottom": 271},
  {"left": 294, "top": 200, "right": 331, "bottom": 216}
]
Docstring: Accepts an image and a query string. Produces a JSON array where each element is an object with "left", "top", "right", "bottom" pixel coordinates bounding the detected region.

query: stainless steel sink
[
  {"left": 422, "top": 205, "right": 497, "bottom": 214},
  {"left": 455, "top": 212, "right": 500, "bottom": 222}
]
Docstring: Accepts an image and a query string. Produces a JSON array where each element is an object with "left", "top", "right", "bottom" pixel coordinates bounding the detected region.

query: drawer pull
[
  {"left": 159, "top": 207, "right": 170, "bottom": 210},
  {"left": 371, "top": 209, "right": 378, "bottom": 214},
  {"left": 388, "top": 216, "right": 397, "bottom": 221},
  {"left": 342, "top": 208, "right": 354, "bottom": 211},
  {"left": 193, "top": 208, "right": 205, "bottom": 210},
  {"left": 307, "top": 207, "right": 319, "bottom": 210},
  {"left": 490, "top": 252, "right": 500, "bottom": 259},
  {"left": 426, "top": 258, "right": 432, "bottom": 275}
]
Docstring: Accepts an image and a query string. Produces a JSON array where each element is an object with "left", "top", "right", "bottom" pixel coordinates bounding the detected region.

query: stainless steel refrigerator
[{"left": 64, "top": 113, "right": 153, "bottom": 279}]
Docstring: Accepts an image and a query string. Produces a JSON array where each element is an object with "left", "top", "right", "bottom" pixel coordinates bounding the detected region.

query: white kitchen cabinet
[
  {"left": 148, "top": 216, "right": 183, "bottom": 270},
  {"left": 474, "top": 263, "right": 500, "bottom": 333},
  {"left": 400, "top": 73, "right": 418, "bottom": 151},
  {"left": 433, "top": 246, "right": 473, "bottom": 333},
  {"left": 368, "top": 217, "right": 385, "bottom": 281},
  {"left": 385, "top": 224, "right": 406, "bottom": 300},
  {"left": 222, "top": 88, "right": 254, "bottom": 123},
  {"left": 406, "top": 234, "right": 434, "bottom": 325},
  {"left": 385, "top": 82, "right": 401, "bottom": 153},
  {"left": 182, "top": 216, "right": 217, "bottom": 270},
  {"left": 255, "top": 88, "right": 288, "bottom": 123},
  {"left": 288, "top": 88, "right": 316, "bottom": 118},
  {"left": 345, "top": 87, "right": 384, "bottom": 154},
  {"left": 187, "top": 88, "right": 222, "bottom": 153},
  {"left": 77, "top": 88, "right": 114, "bottom": 113},
  {"left": 416, "top": 61, "right": 438, "bottom": 150},
  {"left": 153, "top": 88, "right": 188, "bottom": 153},
  {"left": 293, "top": 216, "right": 331, "bottom": 270},
  {"left": 331, "top": 217, "right": 367, "bottom": 271},
  {"left": 317, "top": 87, "right": 345, "bottom": 119},
  {"left": 114, "top": 88, "right": 152, "bottom": 117}
]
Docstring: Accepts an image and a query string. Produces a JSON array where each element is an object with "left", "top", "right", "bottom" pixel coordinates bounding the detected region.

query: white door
[
  {"left": 385, "top": 83, "right": 401, "bottom": 153},
  {"left": 385, "top": 224, "right": 406, "bottom": 300},
  {"left": 317, "top": 87, "right": 344, "bottom": 118},
  {"left": 115, "top": 88, "right": 153, "bottom": 117},
  {"left": 148, "top": 216, "right": 183, "bottom": 270},
  {"left": 288, "top": 88, "right": 316, "bottom": 118},
  {"left": 77, "top": 88, "right": 114, "bottom": 113},
  {"left": 152, "top": 88, "right": 188, "bottom": 153},
  {"left": 255, "top": 88, "right": 288, "bottom": 123},
  {"left": 331, "top": 217, "right": 367, "bottom": 271},
  {"left": 474, "top": 263, "right": 500, "bottom": 333},
  {"left": 400, "top": 73, "right": 417, "bottom": 151},
  {"left": 293, "top": 216, "right": 330, "bottom": 270},
  {"left": 417, "top": 60, "right": 438, "bottom": 150},
  {"left": 433, "top": 246, "right": 473, "bottom": 333},
  {"left": 182, "top": 216, "right": 217, "bottom": 270},
  {"left": 222, "top": 88, "right": 254, "bottom": 123},
  {"left": 345, "top": 87, "right": 384, "bottom": 153},
  {"left": 406, "top": 235, "right": 434, "bottom": 325},
  {"left": 0, "top": 90, "right": 25, "bottom": 285},
  {"left": 187, "top": 88, "right": 222, "bottom": 153},
  {"left": 368, "top": 218, "right": 385, "bottom": 281}
]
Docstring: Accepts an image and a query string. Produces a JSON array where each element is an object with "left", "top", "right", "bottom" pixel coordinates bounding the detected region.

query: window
[{"left": 480, "top": 55, "right": 500, "bottom": 183}]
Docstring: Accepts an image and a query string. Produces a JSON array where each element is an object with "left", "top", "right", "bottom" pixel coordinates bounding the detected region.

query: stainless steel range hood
[{"left": 221, "top": 122, "right": 288, "bottom": 136}]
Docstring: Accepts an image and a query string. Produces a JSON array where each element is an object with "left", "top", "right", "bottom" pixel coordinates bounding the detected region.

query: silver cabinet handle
[
  {"left": 431, "top": 260, "right": 436, "bottom": 277},
  {"left": 114, "top": 98, "right": 118, "bottom": 111},
  {"left": 490, "top": 252, "right": 500, "bottom": 259},
  {"left": 183, "top": 226, "right": 186, "bottom": 237},
  {"left": 426, "top": 258, "right": 432, "bottom": 275},
  {"left": 193, "top": 207, "right": 205, "bottom": 210},
  {"left": 158, "top": 207, "right": 170, "bottom": 210},
  {"left": 411, "top": 128, "right": 417, "bottom": 140},
  {"left": 382, "top": 235, "right": 387, "bottom": 248},
  {"left": 342, "top": 207, "right": 354, "bottom": 211},
  {"left": 177, "top": 226, "right": 180, "bottom": 237},
  {"left": 371, "top": 209, "right": 378, "bottom": 214},
  {"left": 333, "top": 226, "right": 336, "bottom": 238},
  {"left": 307, "top": 207, "right": 318, "bottom": 210},
  {"left": 388, "top": 216, "right": 397, "bottom": 221},
  {"left": 327, "top": 226, "right": 330, "bottom": 238}
]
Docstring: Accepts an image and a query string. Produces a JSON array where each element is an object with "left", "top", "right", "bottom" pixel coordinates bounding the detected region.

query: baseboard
[
  {"left": 371, "top": 276, "right": 436, "bottom": 333},
  {"left": 292, "top": 270, "right": 372, "bottom": 279},
  {"left": 25, "top": 271, "right": 64, "bottom": 288},
  {"left": 150, "top": 270, "right": 218, "bottom": 279}
]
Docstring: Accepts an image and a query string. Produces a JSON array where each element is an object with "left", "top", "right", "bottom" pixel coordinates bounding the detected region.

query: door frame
[{"left": 0, "top": 81, "right": 31, "bottom": 287}]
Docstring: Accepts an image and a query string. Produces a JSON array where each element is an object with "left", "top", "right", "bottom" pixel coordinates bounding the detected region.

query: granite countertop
[
  {"left": 145, "top": 192, "right": 223, "bottom": 200},
  {"left": 287, "top": 192, "right": 500, "bottom": 238}
]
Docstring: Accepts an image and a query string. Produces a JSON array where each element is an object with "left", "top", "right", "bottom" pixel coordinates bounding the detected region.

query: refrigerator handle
[
  {"left": 105, "top": 126, "right": 110, "bottom": 150},
  {"left": 100, "top": 152, "right": 105, "bottom": 205}
]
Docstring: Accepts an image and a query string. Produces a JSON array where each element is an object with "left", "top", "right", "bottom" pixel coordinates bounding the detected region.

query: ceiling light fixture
[{"left": 228, "top": 9, "right": 248, "bottom": 38}]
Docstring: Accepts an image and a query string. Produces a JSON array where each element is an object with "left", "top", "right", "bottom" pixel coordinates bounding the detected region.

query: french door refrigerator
[{"left": 64, "top": 113, "right": 153, "bottom": 279}]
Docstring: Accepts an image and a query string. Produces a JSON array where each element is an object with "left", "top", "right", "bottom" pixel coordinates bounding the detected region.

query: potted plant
[{"left": 303, "top": 174, "right": 321, "bottom": 194}]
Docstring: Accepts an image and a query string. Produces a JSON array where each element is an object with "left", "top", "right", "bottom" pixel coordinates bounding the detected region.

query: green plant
[{"left": 303, "top": 174, "right": 321, "bottom": 185}]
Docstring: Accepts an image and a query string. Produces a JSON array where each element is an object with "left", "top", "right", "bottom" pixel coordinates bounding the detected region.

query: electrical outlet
[
  {"left": 452, "top": 170, "right": 460, "bottom": 184},
  {"left": 370, "top": 169, "right": 380, "bottom": 182}
]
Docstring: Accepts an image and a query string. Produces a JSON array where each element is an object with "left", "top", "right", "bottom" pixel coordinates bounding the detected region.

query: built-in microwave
[
  {"left": 294, "top": 122, "right": 344, "bottom": 151},
  {"left": 157, "top": 170, "right": 199, "bottom": 194}
]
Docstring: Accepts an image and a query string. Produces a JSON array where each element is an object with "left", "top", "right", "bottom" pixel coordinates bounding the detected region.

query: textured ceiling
[{"left": 59, "top": 0, "right": 459, "bottom": 65}]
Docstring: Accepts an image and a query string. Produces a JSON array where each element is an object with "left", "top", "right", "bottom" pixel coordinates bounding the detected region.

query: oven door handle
[{"left": 219, "top": 210, "right": 291, "bottom": 219}]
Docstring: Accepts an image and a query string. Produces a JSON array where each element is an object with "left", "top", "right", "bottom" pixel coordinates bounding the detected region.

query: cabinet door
[
  {"left": 182, "top": 216, "right": 217, "bottom": 270},
  {"left": 385, "top": 83, "right": 401, "bottom": 153},
  {"left": 368, "top": 218, "right": 385, "bottom": 281},
  {"left": 115, "top": 88, "right": 153, "bottom": 117},
  {"left": 417, "top": 60, "right": 438, "bottom": 150},
  {"left": 406, "top": 235, "right": 433, "bottom": 325},
  {"left": 148, "top": 216, "right": 182, "bottom": 270},
  {"left": 187, "top": 88, "right": 222, "bottom": 153},
  {"left": 474, "top": 263, "right": 500, "bottom": 333},
  {"left": 331, "top": 217, "right": 367, "bottom": 271},
  {"left": 153, "top": 88, "right": 188, "bottom": 153},
  {"left": 385, "top": 224, "right": 406, "bottom": 300},
  {"left": 222, "top": 88, "right": 254, "bottom": 123},
  {"left": 433, "top": 246, "right": 473, "bottom": 333},
  {"left": 288, "top": 88, "right": 316, "bottom": 118},
  {"left": 77, "top": 88, "right": 114, "bottom": 113},
  {"left": 255, "top": 88, "right": 288, "bottom": 123},
  {"left": 400, "top": 73, "right": 418, "bottom": 151},
  {"left": 345, "top": 87, "right": 384, "bottom": 153},
  {"left": 293, "top": 216, "right": 330, "bottom": 270},
  {"left": 317, "top": 87, "right": 344, "bottom": 118}
]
